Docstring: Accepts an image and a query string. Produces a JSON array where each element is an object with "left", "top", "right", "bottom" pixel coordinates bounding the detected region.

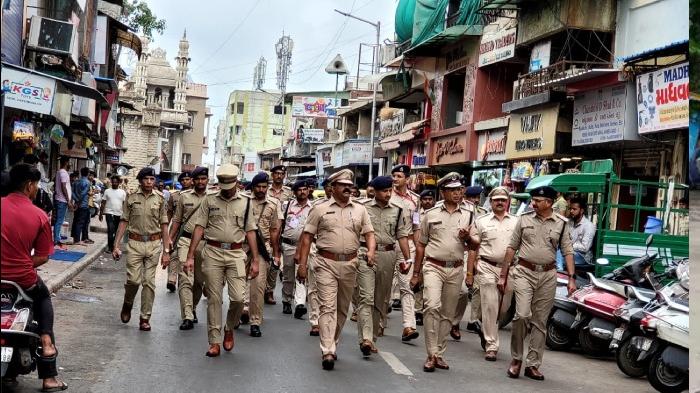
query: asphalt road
[{"left": 5, "top": 253, "right": 656, "bottom": 393}]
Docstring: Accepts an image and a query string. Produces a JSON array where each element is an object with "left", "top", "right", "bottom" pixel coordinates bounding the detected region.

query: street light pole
[{"left": 334, "top": 9, "right": 380, "bottom": 181}]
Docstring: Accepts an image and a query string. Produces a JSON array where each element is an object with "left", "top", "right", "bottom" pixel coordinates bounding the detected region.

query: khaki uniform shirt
[
  {"left": 167, "top": 190, "right": 182, "bottom": 219},
  {"left": 362, "top": 200, "right": 411, "bottom": 245},
  {"left": 471, "top": 212, "right": 517, "bottom": 263},
  {"left": 304, "top": 197, "right": 374, "bottom": 254},
  {"left": 508, "top": 211, "right": 574, "bottom": 264},
  {"left": 390, "top": 189, "right": 420, "bottom": 232},
  {"left": 553, "top": 196, "right": 568, "bottom": 216},
  {"left": 121, "top": 188, "right": 168, "bottom": 235},
  {"left": 267, "top": 185, "right": 293, "bottom": 204},
  {"left": 191, "top": 191, "right": 257, "bottom": 244},
  {"left": 419, "top": 203, "right": 473, "bottom": 262},
  {"left": 250, "top": 196, "right": 280, "bottom": 244},
  {"left": 281, "top": 199, "right": 313, "bottom": 241},
  {"left": 172, "top": 189, "right": 208, "bottom": 234}
]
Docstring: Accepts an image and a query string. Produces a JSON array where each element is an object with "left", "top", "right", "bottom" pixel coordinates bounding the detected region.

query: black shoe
[
  {"left": 167, "top": 282, "right": 176, "bottom": 293},
  {"left": 193, "top": 311, "right": 198, "bottom": 324},
  {"left": 466, "top": 321, "right": 480, "bottom": 333},
  {"left": 322, "top": 355, "right": 335, "bottom": 370},
  {"left": 387, "top": 305, "right": 392, "bottom": 314},
  {"left": 250, "top": 325, "right": 262, "bottom": 337},
  {"left": 294, "top": 304, "right": 307, "bottom": 319},
  {"left": 415, "top": 312, "right": 423, "bottom": 326},
  {"left": 282, "top": 302, "right": 292, "bottom": 314},
  {"left": 179, "top": 319, "right": 194, "bottom": 330},
  {"left": 391, "top": 299, "right": 401, "bottom": 310},
  {"left": 240, "top": 310, "right": 250, "bottom": 325}
]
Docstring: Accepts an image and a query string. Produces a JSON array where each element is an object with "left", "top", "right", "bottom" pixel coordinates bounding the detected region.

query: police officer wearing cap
[
  {"left": 388, "top": 164, "right": 421, "bottom": 342},
  {"left": 280, "top": 179, "right": 313, "bottom": 318},
  {"left": 411, "top": 172, "right": 477, "bottom": 372},
  {"left": 265, "top": 165, "right": 291, "bottom": 304},
  {"left": 296, "top": 169, "right": 375, "bottom": 370},
  {"left": 165, "top": 171, "right": 193, "bottom": 292},
  {"left": 356, "top": 176, "right": 411, "bottom": 356},
  {"left": 113, "top": 167, "right": 170, "bottom": 332},
  {"left": 499, "top": 186, "right": 576, "bottom": 380},
  {"left": 185, "top": 164, "right": 262, "bottom": 357},
  {"left": 466, "top": 186, "right": 516, "bottom": 361},
  {"left": 305, "top": 177, "right": 333, "bottom": 336},
  {"left": 164, "top": 166, "right": 208, "bottom": 330}
]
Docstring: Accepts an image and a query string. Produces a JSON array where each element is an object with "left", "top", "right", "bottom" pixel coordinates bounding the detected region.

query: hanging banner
[
  {"left": 2, "top": 68, "right": 56, "bottom": 114},
  {"left": 572, "top": 84, "right": 627, "bottom": 145},
  {"left": 292, "top": 96, "right": 339, "bottom": 118},
  {"left": 636, "top": 62, "right": 689, "bottom": 134}
]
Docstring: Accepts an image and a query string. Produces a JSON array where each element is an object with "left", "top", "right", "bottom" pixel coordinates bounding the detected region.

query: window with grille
[
  {"left": 182, "top": 153, "right": 192, "bottom": 165},
  {"left": 236, "top": 102, "right": 244, "bottom": 114}
]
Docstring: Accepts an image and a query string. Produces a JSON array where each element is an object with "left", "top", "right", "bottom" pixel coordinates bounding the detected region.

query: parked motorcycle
[{"left": 1, "top": 280, "right": 41, "bottom": 380}]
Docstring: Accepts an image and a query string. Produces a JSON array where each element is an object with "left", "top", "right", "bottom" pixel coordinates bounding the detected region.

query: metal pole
[{"left": 367, "top": 22, "right": 380, "bottom": 181}]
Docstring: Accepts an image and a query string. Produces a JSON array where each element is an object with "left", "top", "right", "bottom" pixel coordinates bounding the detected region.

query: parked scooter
[{"left": 1, "top": 280, "right": 40, "bottom": 380}]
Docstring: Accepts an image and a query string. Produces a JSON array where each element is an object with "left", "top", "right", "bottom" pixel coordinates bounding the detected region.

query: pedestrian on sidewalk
[
  {"left": 184, "top": 164, "right": 262, "bottom": 357},
  {"left": 296, "top": 169, "right": 375, "bottom": 371},
  {"left": 71, "top": 167, "right": 93, "bottom": 244},
  {"left": 53, "top": 156, "right": 73, "bottom": 247},
  {"left": 112, "top": 167, "right": 170, "bottom": 332},
  {"left": 1, "top": 163, "right": 68, "bottom": 391},
  {"left": 99, "top": 175, "right": 127, "bottom": 253}
]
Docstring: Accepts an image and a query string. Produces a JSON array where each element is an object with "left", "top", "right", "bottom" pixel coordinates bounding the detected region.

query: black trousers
[
  {"left": 25, "top": 277, "right": 55, "bottom": 342},
  {"left": 106, "top": 214, "right": 121, "bottom": 252},
  {"left": 71, "top": 207, "right": 90, "bottom": 242}
]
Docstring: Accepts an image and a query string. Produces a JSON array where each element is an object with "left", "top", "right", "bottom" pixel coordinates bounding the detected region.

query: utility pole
[
  {"left": 276, "top": 33, "right": 293, "bottom": 164},
  {"left": 334, "top": 9, "right": 380, "bottom": 181}
]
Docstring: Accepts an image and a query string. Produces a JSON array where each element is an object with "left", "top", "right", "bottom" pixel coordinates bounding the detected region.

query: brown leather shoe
[
  {"left": 507, "top": 359, "right": 522, "bottom": 378},
  {"left": 264, "top": 291, "right": 276, "bottom": 305},
  {"left": 205, "top": 344, "right": 220, "bottom": 357},
  {"left": 485, "top": 351, "right": 497, "bottom": 362},
  {"left": 120, "top": 302, "right": 132, "bottom": 323},
  {"left": 309, "top": 325, "right": 320, "bottom": 336},
  {"left": 450, "top": 325, "right": 461, "bottom": 340},
  {"left": 360, "top": 339, "right": 372, "bottom": 356},
  {"left": 322, "top": 354, "right": 335, "bottom": 370},
  {"left": 139, "top": 318, "right": 151, "bottom": 331},
  {"left": 401, "top": 327, "right": 419, "bottom": 341},
  {"left": 378, "top": 327, "right": 384, "bottom": 337},
  {"left": 423, "top": 356, "right": 436, "bottom": 372},
  {"left": 434, "top": 356, "right": 449, "bottom": 370},
  {"left": 223, "top": 330, "right": 235, "bottom": 351},
  {"left": 370, "top": 342, "right": 379, "bottom": 353},
  {"left": 524, "top": 366, "right": 545, "bottom": 381},
  {"left": 350, "top": 311, "right": 358, "bottom": 322}
]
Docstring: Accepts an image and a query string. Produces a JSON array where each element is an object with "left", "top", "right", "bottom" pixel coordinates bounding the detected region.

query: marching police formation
[{"left": 112, "top": 163, "right": 578, "bottom": 378}]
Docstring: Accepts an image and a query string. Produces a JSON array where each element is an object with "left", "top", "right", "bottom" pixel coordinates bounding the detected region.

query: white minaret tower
[
  {"left": 174, "top": 30, "right": 190, "bottom": 112},
  {"left": 134, "top": 36, "right": 149, "bottom": 105}
]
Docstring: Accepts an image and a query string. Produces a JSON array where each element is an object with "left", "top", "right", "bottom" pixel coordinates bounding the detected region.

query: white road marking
[{"left": 379, "top": 351, "right": 413, "bottom": 376}]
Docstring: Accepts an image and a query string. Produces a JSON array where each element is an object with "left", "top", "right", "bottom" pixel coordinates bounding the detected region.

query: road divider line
[{"left": 379, "top": 351, "right": 413, "bottom": 376}]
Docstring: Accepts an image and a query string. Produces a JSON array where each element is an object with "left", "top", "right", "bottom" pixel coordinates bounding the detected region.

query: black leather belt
[
  {"left": 479, "top": 256, "right": 503, "bottom": 267},
  {"left": 281, "top": 237, "right": 297, "bottom": 246},
  {"left": 182, "top": 231, "right": 192, "bottom": 239}
]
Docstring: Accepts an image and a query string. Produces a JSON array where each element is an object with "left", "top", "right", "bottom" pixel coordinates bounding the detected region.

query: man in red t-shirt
[{"left": 1, "top": 164, "right": 67, "bottom": 391}]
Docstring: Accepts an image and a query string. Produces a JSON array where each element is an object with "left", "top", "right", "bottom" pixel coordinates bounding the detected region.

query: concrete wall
[{"left": 184, "top": 95, "right": 206, "bottom": 167}]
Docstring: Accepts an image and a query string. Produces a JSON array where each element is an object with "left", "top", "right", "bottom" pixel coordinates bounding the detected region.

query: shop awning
[
  {"left": 622, "top": 40, "right": 688, "bottom": 64},
  {"left": 95, "top": 77, "right": 118, "bottom": 93},
  {"left": 379, "top": 119, "right": 427, "bottom": 150},
  {"left": 536, "top": 68, "right": 620, "bottom": 88},
  {"left": 405, "top": 24, "right": 483, "bottom": 57},
  {"left": 291, "top": 170, "right": 317, "bottom": 178}
]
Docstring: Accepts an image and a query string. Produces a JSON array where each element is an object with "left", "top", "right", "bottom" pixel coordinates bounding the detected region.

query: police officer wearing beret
[
  {"left": 500, "top": 186, "right": 576, "bottom": 380},
  {"left": 113, "top": 167, "right": 170, "bottom": 332},
  {"left": 165, "top": 166, "right": 208, "bottom": 330},
  {"left": 165, "top": 171, "right": 193, "bottom": 292}
]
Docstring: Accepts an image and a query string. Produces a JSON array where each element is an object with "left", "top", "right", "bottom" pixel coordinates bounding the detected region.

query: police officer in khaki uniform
[
  {"left": 166, "top": 171, "right": 193, "bottom": 292},
  {"left": 499, "top": 186, "right": 576, "bottom": 380},
  {"left": 184, "top": 164, "right": 262, "bottom": 357},
  {"left": 280, "top": 179, "right": 312, "bottom": 318},
  {"left": 410, "top": 172, "right": 476, "bottom": 372},
  {"left": 165, "top": 167, "right": 207, "bottom": 330},
  {"left": 413, "top": 189, "right": 436, "bottom": 326},
  {"left": 306, "top": 178, "right": 333, "bottom": 336},
  {"left": 466, "top": 186, "right": 516, "bottom": 361},
  {"left": 113, "top": 167, "right": 170, "bottom": 332},
  {"left": 356, "top": 176, "right": 411, "bottom": 356},
  {"left": 388, "top": 164, "right": 421, "bottom": 342},
  {"left": 245, "top": 172, "right": 281, "bottom": 338},
  {"left": 297, "top": 169, "right": 375, "bottom": 370},
  {"left": 265, "top": 165, "right": 293, "bottom": 304}
]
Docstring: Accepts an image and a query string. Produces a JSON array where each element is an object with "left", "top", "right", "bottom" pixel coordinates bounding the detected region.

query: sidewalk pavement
[{"left": 40, "top": 216, "right": 112, "bottom": 293}]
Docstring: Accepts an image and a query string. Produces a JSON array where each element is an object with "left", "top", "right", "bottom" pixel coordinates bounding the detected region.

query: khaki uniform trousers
[
  {"left": 247, "top": 256, "right": 271, "bottom": 326},
  {"left": 315, "top": 255, "right": 358, "bottom": 355},
  {"left": 281, "top": 244, "right": 307, "bottom": 307},
  {"left": 390, "top": 243, "right": 416, "bottom": 329},
  {"left": 124, "top": 239, "right": 162, "bottom": 320},
  {"left": 510, "top": 264, "right": 557, "bottom": 368},
  {"left": 423, "top": 262, "right": 463, "bottom": 358},
  {"left": 356, "top": 249, "right": 396, "bottom": 344},
  {"left": 307, "top": 244, "right": 320, "bottom": 326},
  {"left": 176, "top": 237, "right": 205, "bottom": 320},
  {"left": 453, "top": 275, "right": 481, "bottom": 325},
  {"left": 265, "top": 259, "right": 279, "bottom": 294},
  {"left": 476, "top": 261, "right": 505, "bottom": 352},
  {"left": 201, "top": 245, "right": 247, "bottom": 345},
  {"left": 167, "top": 249, "right": 179, "bottom": 285}
]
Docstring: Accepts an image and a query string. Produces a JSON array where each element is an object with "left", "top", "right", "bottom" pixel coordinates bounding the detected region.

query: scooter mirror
[
  {"left": 645, "top": 234, "right": 653, "bottom": 247},
  {"left": 596, "top": 258, "right": 610, "bottom": 266}
]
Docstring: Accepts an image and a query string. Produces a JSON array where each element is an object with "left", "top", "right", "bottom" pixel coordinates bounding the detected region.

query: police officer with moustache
[
  {"left": 306, "top": 178, "right": 333, "bottom": 336},
  {"left": 184, "top": 164, "right": 262, "bottom": 357},
  {"left": 499, "top": 186, "right": 576, "bottom": 380},
  {"left": 113, "top": 167, "right": 170, "bottom": 332},
  {"left": 410, "top": 172, "right": 477, "bottom": 372},
  {"left": 165, "top": 167, "right": 207, "bottom": 330},
  {"left": 166, "top": 171, "right": 193, "bottom": 293},
  {"left": 265, "top": 165, "right": 293, "bottom": 304},
  {"left": 296, "top": 169, "right": 375, "bottom": 370},
  {"left": 466, "top": 187, "right": 516, "bottom": 361},
  {"left": 280, "top": 179, "right": 313, "bottom": 318},
  {"left": 356, "top": 176, "right": 411, "bottom": 356}
]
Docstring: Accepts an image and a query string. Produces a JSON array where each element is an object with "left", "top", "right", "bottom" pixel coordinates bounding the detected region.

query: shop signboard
[
  {"left": 342, "top": 141, "right": 372, "bottom": 166},
  {"left": 478, "top": 17, "right": 517, "bottom": 67},
  {"left": 477, "top": 129, "right": 507, "bottom": 161},
  {"left": 429, "top": 132, "right": 467, "bottom": 165},
  {"left": 104, "top": 149, "right": 120, "bottom": 164},
  {"left": 2, "top": 68, "right": 56, "bottom": 115},
  {"left": 379, "top": 108, "right": 405, "bottom": 138},
  {"left": 59, "top": 136, "right": 88, "bottom": 159},
  {"left": 636, "top": 62, "right": 689, "bottom": 134},
  {"left": 505, "top": 104, "right": 560, "bottom": 160},
  {"left": 12, "top": 121, "right": 35, "bottom": 142},
  {"left": 292, "top": 96, "right": 340, "bottom": 118},
  {"left": 301, "top": 128, "right": 325, "bottom": 143},
  {"left": 529, "top": 40, "right": 551, "bottom": 72},
  {"left": 572, "top": 84, "right": 626, "bottom": 146}
]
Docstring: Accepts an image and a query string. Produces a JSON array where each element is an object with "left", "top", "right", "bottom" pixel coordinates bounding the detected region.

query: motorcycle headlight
[{"left": 9, "top": 308, "right": 29, "bottom": 331}]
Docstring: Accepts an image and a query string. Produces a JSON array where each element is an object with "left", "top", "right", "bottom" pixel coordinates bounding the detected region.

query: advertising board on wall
[
  {"left": 505, "top": 103, "right": 560, "bottom": 160},
  {"left": 292, "top": 96, "right": 340, "bottom": 118},
  {"left": 572, "top": 84, "right": 626, "bottom": 146},
  {"left": 2, "top": 68, "right": 56, "bottom": 114},
  {"left": 636, "top": 62, "right": 689, "bottom": 134},
  {"left": 478, "top": 17, "right": 517, "bottom": 67},
  {"left": 301, "top": 128, "right": 325, "bottom": 143}
]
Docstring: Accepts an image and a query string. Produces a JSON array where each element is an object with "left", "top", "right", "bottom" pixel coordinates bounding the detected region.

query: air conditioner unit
[
  {"left": 27, "top": 16, "right": 77, "bottom": 56},
  {"left": 380, "top": 44, "right": 397, "bottom": 66}
]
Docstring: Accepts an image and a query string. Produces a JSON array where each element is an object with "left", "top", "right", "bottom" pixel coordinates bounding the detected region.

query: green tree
[{"left": 120, "top": 0, "right": 166, "bottom": 39}]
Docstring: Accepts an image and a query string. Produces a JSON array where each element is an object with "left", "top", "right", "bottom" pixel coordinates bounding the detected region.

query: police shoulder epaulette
[
  {"left": 476, "top": 212, "right": 492, "bottom": 222},
  {"left": 282, "top": 185, "right": 292, "bottom": 191},
  {"left": 554, "top": 213, "right": 569, "bottom": 222},
  {"left": 408, "top": 190, "right": 420, "bottom": 199},
  {"left": 181, "top": 189, "right": 194, "bottom": 195},
  {"left": 266, "top": 196, "right": 280, "bottom": 206},
  {"left": 153, "top": 189, "right": 164, "bottom": 197},
  {"left": 425, "top": 205, "right": 441, "bottom": 214},
  {"left": 521, "top": 210, "right": 536, "bottom": 216},
  {"left": 357, "top": 197, "right": 372, "bottom": 205},
  {"left": 388, "top": 200, "right": 402, "bottom": 209},
  {"left": 206, "top": 189, "right": 219, "bottom": 195},
  {"left": 239, "top": 192, "right": 252, "bottom": 199}
]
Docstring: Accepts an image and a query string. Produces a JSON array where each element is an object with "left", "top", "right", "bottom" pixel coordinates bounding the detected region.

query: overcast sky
[{"left": 132, "top": 0, "right": 397, "bottom": 151}]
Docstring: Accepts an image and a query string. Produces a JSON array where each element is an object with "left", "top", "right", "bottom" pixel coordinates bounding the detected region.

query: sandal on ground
[{"left": 41, "top": 380, "right": 68, "bottom": 392}]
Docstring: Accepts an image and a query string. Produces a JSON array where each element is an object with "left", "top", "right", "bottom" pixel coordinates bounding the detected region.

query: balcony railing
[{"left": 513, "top": 60, "right": 613, "bottom": 99}]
